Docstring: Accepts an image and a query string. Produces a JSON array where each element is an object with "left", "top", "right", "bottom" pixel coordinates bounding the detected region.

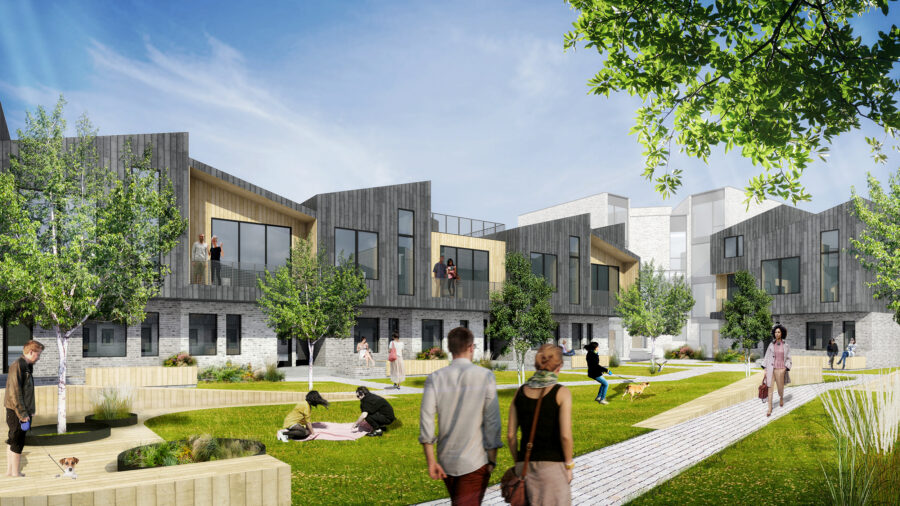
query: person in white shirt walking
[
  {"left": 191, "top": 233, "right": 209, "bottom": 284},
  {"left": 419, "top": 327, "right": 502, "bottom": 505}
]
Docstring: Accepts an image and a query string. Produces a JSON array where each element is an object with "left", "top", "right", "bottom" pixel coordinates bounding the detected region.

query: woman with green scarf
[{"left": 506, "top": 344, "right": 574, "bottom": 505}]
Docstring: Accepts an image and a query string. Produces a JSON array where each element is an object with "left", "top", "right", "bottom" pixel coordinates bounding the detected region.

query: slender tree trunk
[
  {"left": 650, "top": 337, "right": 656, "bottom": 371},
  {"left": 308, "top": 339, "right": 316, "bottom": 391},
  {"left": 56, "top": 331, "right": 68, "bottom": 434}
]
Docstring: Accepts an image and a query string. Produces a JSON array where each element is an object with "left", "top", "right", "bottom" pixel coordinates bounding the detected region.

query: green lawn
[
  {"left": 606, "top": 365, "right": 692, "bottom": 377},
  {"left": 369, "top": 371, "right": 595, "bottom": 388},
  {"left": 627, "top": 361, "right": 715, "bottom": 367},
  {"left": 823, "top": 367, "right": 900, "bottom": 375},
  {"left": 196, "top": 381, "right": 362, "bottom": 393},
  {"left": 145, "top": 371, "right": 745, "bottom": 505}
]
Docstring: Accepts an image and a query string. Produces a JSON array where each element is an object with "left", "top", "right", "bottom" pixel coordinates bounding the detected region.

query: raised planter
[
  {"left": 84, "top": 412, "right": 138, "bottom": 427},
  {"left": 117, "top": 438, "right": 266, "bottom": 472},
  {"left": 384, "top": 359, "right": 449, "bottom": 377},
  {"left": 24, "top": 421, "right": 111, "bottom": 446}
]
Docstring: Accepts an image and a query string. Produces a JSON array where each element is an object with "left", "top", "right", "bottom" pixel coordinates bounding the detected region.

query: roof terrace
[{"left": 431, "top": 212, "right": 505, "bottom": 237}]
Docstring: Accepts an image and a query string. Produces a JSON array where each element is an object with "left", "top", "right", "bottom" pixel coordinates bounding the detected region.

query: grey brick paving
[{"left": 418, "top": 376, "right": 869, "bottom": 506}]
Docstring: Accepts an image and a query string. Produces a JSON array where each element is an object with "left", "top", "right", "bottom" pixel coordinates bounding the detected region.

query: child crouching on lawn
[{"left": 278, "top": 390, "right": 330, "bottom": 442}]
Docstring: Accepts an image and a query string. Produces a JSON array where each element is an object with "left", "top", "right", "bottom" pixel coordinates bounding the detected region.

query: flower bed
[
  {"left": 117, "top": 435, "right": 265, "bottom": 471},
  {"left": 25, "top": 422, "right": 110, "bottom": 446},
  {"left": 84, "top": 412, "right": 138, "bottom": 427}
]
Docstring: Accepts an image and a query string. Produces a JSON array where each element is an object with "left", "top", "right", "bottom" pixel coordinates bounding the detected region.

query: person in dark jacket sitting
[
  {"left": 352, "top": 387, "right": 395, "bottom": 437},
  {"left": 585, "top": 342, "right": 610, "bottom": 405},
  {"left": 826, "top": 338, "right": 839, "bottom": 370}
]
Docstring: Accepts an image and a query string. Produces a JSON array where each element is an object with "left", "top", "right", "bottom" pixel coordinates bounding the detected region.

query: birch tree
[
  {"left": 256, "top": 238, "right": 368, "bottom": 390},
  {"left": 488, "top": 252, "right": 555, "bottom": 385},
  {"left": 0, "top": 98, "right": 185, "bottom": 432},
  {"left": 720, "top": 270, "right": 773, "bottom": 376}
]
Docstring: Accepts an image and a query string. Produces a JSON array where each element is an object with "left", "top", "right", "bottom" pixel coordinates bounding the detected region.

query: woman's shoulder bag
[{"left": 501, "top": 386, "right": 549, "bottom": 505}]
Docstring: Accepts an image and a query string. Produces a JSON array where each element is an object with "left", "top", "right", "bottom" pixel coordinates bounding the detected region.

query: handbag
[
  {"left": 758, "top": 380, "right": 768, "bottom": 400},
  {"left": 501, "top": 386, "right": 549, "bottom": 505},
  {"left": 388, "top": 345, "right": 397, "bottom": 362}
]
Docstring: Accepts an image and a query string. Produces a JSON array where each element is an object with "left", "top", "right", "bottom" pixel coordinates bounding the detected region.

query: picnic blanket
[{"left": 289, "top": 421, "right": 372, "bottom": 442}]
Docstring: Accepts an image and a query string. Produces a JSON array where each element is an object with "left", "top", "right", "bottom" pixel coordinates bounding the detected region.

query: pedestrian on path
[
  {"left": 585, "top": 342, "right": 610, "bottom": 405},
  {"left": 5, "top": 340, "right": 43, "bottom": 477},
  {"left": 826, "top": 338, "right": 839, "bottom": 369},
  {"left": 507, "top": 344, "right": 574, "bottom": 506},
  {"left": 762, "top": 324, "right": 792, "bottom": 417},
  {"left": 419, "top": 327, "right": 503, "bottom": 505},
  {"left": 835, "top": 337, "right": 856, "bottom": 370},
  {"left": 389, "top": 332, "right": 406, "bottom": 389}
]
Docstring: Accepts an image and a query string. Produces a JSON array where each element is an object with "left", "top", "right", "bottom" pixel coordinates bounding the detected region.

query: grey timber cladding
[
  {"left": 190, "top": 158, "right": 316, "bottom": 217},
  {"left": 496, "top": 213, "right": 623, "bottom": 316},
  {"left": 0, "top": 100, "right": 9, "bottom": 141},
  {"left": 592, "top": 223, "right": 626, "bottom": 250},
  {"left": 1, "top": 132, "right": 191, "bottom": 300},
  {"left": 710, "top": 201, "right": 888, "bottom": 315}
]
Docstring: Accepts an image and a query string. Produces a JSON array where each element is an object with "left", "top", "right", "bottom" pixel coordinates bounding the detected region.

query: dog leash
[{"left": 46, "top": 451, "right": 66, "bottom": 474}]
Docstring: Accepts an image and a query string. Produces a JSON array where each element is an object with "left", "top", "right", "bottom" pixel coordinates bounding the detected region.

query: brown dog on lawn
[{"left": 622, "top": 382, "right": 650, "bottom": 401}]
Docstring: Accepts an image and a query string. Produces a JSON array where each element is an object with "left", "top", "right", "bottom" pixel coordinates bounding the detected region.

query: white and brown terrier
[{"left": 55, "top": 457, "right": 79, "bottom": 479}]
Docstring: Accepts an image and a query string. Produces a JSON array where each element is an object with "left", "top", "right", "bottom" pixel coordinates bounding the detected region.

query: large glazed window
[
  {"left": 590, "top": 264, "right": 619, "bottom": 306},
  {"left": 569, "top": 236, "right": 580, "bottom": 305},
  {"left": 354, "top": 317, "right": 379, "bottom": 353},
  {"left": 189, "top": 314, "right": 217, "bottom": 356},
  {"left": 239, "top": 222, "right": 266, "bottom": 265},
  {"left": 334, "top": 227, "right": 379, "bottom": 279},
  {"left": 761, "top": 257, "right": 801, "bottom": 295},
  {"left": 82, "top": 321, "right": 127, "bottom": 357},
  {"left": 821, "top": 230, "right": 839, "bottom": 303},
  {"left": 842, "top": 321, "right": 855, "bottom": 349},
  {"left": 226, "top": 314, "right": 241, "bottom": 355},
  {"left": 530, "top": 252, "right": 558, "bottom": 291},
  {"left": 141, "top": 313, "right": 159, "bottom": 357},
  {"left": 398, "top": 209, "right": 414, "bottom": 295},
  {"left": 440, "top": 246, "right": 489, "bottom": 283},
  {"left": 669, "top": 216, "right": 687, "bottom": 271},
  {"left": 806, "top": 321, "right": 833, "bottom": 350},
  {"left": 210, "top": 218, "right": 292, "bottom": 267},
  {"left": 266, "top": 226, "right": 291, "bottom": 268},
  {"left": 421, "top": 319, "right": 443, "bottom": 351}
]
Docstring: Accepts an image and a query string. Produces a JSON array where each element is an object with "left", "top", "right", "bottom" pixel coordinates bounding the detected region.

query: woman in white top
[
  {"left": 389, "top": 332, "right": 406, "bottom": 389},
  {"left": 836, "top": 337, "right": 857, "bottom": 370},
  {"left": 357, "top": 337, "right": 374, "bottom": 367}
]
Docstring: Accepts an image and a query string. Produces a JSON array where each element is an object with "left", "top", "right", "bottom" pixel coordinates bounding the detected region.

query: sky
[{"left": 0, "top": 0, "right": 897, "bottom": 229}]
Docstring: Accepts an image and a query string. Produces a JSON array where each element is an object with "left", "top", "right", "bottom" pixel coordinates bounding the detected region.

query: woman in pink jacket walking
[{"left": 762, "top": 323, "right": 792, "bottom": 417}]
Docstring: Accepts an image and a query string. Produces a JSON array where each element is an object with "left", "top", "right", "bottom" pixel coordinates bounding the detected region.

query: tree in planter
[
  {"left": 564, "top": 0, "right": 900, "bottom": 204},
  {"left": 0, "top": 99, "right": 186, "bottom": 433},
  {"left": 488, "top": 252, "right": 555, "bottom": 385},
  {"left": 616, "top": 261, "right": 694, "bottom": 371},
  {"left": 850, "top": 169, "right": 900, "bottom": 325},
  {"left": 256, "top": 238, "right": 368, "bottom": 391},
  {"left": 720, "top": 271, "right": 773, "bottom": 377}
]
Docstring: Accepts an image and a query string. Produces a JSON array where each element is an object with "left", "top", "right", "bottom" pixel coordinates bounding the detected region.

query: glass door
[{"left": 3, "top": 321, "right": 32, "bottom": 374}]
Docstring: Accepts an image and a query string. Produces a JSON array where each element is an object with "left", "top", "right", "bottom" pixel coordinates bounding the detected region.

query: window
[
  {"left": 189, "top": 314, "right": 217, "bottom": 356},
  {"left": 83, "top": 321, "right": 127, "bottom": 357},
  {"left": 354, "top": 317, "right": 379, "bottom": 353},
  {"left": 388, "top": 318, "right": 400, "bottom": 339},
  {"left": 398, "top": 210, "right": 414, "bottom": 295},
  {"left": 842, "top": 321, "right": 855, "bottom": 349},
  {"left": 692, "top": 282, "right": 716, "bottom": 317},
  {"left": 806, "top": 322, "right": 833, "bottom": 351},
  {"left": 669, "top": 216, "right": 687, "bottom": 271},
  {"left": 422, "top": 319, "right": 443, "bottom": 351},
  {"left": 335, "top": 228, "right": 379, "bottom": 279},
  {"left": 210, "top": 219, "right": 292, "bottom": 267},
  {"left": 569, "top": 236, "right": 580, "bottom": 304},
  {"left": 226, "top": 315, "right": 241, "bottom": 355},
  {"left": 587, "top": 323, "right": 593, "bottom": 344},
  {"left": 530, "top": 252, "right": 558, "bottom": 291},
  {"left": 440, "top": 245, "right": 490, "bottom": 298},
  {"left": 460, "top": 320, "right": 469, "bottom": 329},
  {"left": 590, "top": 264, "right": 619, "bottom": 305},
  {"left": 3, "top": 322, "right": 31, "bottom": 373},
  {"left": 692, "top": 243, "right": 710, "bottom": 276},
  {"left": 761, "top": 257, "right": 801, "bottom": 295},
  {"left": 821, "top": 230, "right": 839, "bottom": 302},
  {"left": 571, "top": 323, "right": 583, "bottom": 350},
  {"left": 724, "top": 236, "right": 744, "bottom": 258},
  {"left": 141, "top": 313, "right": 159, "bottom": 357},
  {"left": 726, "top": 273, "right": 739, "bottom": 302}
]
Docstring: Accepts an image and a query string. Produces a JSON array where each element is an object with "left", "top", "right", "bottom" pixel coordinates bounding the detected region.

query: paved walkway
[{"left": 422, "top": 376, "right": 869, "bottom": 506}]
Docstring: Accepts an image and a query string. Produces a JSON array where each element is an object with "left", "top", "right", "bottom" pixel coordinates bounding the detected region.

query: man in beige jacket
[{"left": 5, "top": 340, "right": 43, "bottom": 477}]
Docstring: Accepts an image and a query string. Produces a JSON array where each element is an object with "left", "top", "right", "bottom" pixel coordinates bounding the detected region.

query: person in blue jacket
[{"left": 585, "top": 342, "right": 610, "bottom": 405}]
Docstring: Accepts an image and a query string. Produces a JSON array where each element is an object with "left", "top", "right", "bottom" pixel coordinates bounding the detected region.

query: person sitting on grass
[
  {"left": 585, "top": 342, "right": 610, "bottom": 405},
  {"left": 277, "top": 390, "right": 329, "bottom": 442},
  {"left": 352, "top": 386, "right": 396, "bottom": 437}
]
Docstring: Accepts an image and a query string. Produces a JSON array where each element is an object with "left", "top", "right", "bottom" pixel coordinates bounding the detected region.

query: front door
[{"left": 3, "top": 320, "right": 32, "bottom": 374}]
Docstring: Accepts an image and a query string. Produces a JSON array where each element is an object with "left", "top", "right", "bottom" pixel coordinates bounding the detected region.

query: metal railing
[
  {"left": 591, "top": 290, "right": 619, "bottom": 310},
  {"left": 431, "top": 278, "right": 501, "bottom": 300},
  {"left": 431, "top": 213, "right": 505, "bottom": 237},
  {"left": 190, "top": 260, "right": 281, "bottom": 288}
]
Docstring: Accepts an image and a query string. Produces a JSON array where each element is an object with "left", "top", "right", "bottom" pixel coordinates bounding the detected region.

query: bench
[
  {"left": 788, "top": 356, "right": 824, "bottom": 386},
  {"left": 86, "top": 366, "right": 198, "bottom": 387},
  {"left": 570, "top": 355, "right": 609, "bottom": 369},
  {"left": 384, "top": 359, "right": 449, "bottom": 377},
  {"left": 823, "top": 356, "right": 867, "bottom": 370}
]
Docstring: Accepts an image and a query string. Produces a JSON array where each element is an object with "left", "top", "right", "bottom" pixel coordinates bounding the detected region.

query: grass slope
[
  {"left": 196, "top": 381, "right": 362, "bottom": 392},
  {"left": 146, "top": 372, "right": 744, "bottom": 505}
]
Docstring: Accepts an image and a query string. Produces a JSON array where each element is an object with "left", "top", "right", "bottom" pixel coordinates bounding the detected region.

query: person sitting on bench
[
  {"left": 560, "top": 339, "right": 576, "bottom": 357},
  {"left": 352, "top": 387, "right": 395, "bottom": 437}
]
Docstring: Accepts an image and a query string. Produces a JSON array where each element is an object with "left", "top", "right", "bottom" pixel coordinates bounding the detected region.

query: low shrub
[
  {"left": 609, "top": 354, "right": 620, "bottom": 368},
  {"left": 691, "top": 347, "right": 705, "bottom": 360},
  {"left": 198, "top": 361, "right": 252, "bottom": 383},
  {"left": 714, "top": 349, "right": 743, "bottom": 363},
  {"left": 664, "top": 349, "right": 678, "bottom": 360},
  {"left": 749, "top": 352, "right": 761, "bottom": 362},
  {"left": 666, "top": 345, "right": 697, "bottom": 360},
  {"left": 263, "top": 363, "right": 285, "bottom": 382},
  {"left": 416, "top": 347, "right": 448, "bottom": 360},
  {"left": 91, "top": 385, "right": 134, "bottom": 420},
  {"left": 163, "top": 352, "right": 196, "bottom": 367},
  {"left": 121, "top": 434, "right": 263, "bottom": 470}
]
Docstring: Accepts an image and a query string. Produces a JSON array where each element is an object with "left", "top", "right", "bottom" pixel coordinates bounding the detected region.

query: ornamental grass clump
[
  {"left": 91, "top": 385, "right": 134, "bottom": 420},
  {"left": 820, "top": 372, "right": 900, "bottom": 505}
]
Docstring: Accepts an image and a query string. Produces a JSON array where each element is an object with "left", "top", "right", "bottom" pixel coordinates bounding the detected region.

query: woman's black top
[
  {"left": 210, "top": 246, "right": 221, "bottom": 261},
  {"left": 586, "top": 351, "right": 608, "bottom": 378},
  {"left": 827, "top": 342, "right": 838, "bottom": 353},
  {"left": 514, "top": 384, "right": 564, "bottom": 462}
]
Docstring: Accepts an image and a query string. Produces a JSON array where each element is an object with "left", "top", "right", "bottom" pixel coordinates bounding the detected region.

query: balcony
[
  {"left": 431, "top": 278, "right": 501, "bottom": 301},
  {"left": 591, "top": 290, "right": 619, "bottom": 311},
  {"left": 190, "top": 260, "right": 281, "bottom": 288},
  {"left": 431, "top": 212, "right": 505, "bottom": 237}
]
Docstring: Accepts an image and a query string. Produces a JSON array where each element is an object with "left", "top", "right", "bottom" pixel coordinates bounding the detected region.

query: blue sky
[{"left": 1, "top": 0, "right": 897, "bottom": 228}]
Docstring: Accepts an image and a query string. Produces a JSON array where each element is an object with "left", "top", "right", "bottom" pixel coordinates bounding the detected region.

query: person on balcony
[
  {"left": 446, "top": 258, "right": 458, "bottom": 296},
  {"left": 191, "top": 233, "right": 209, "bottom": 284},
  {"left": 432, "top": 255, "right": 447, "bottom": 297},
  {"left": 209, "top": 235, "right": 223, "bottom": 285}
]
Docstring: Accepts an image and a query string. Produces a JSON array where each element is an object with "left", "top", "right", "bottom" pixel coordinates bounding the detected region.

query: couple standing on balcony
[
  {"left": 432, "top": 255, "right": 459, "bottom": 297},
  {"left": 191, "top": 233, "right": 224, "bottom": 285}
]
